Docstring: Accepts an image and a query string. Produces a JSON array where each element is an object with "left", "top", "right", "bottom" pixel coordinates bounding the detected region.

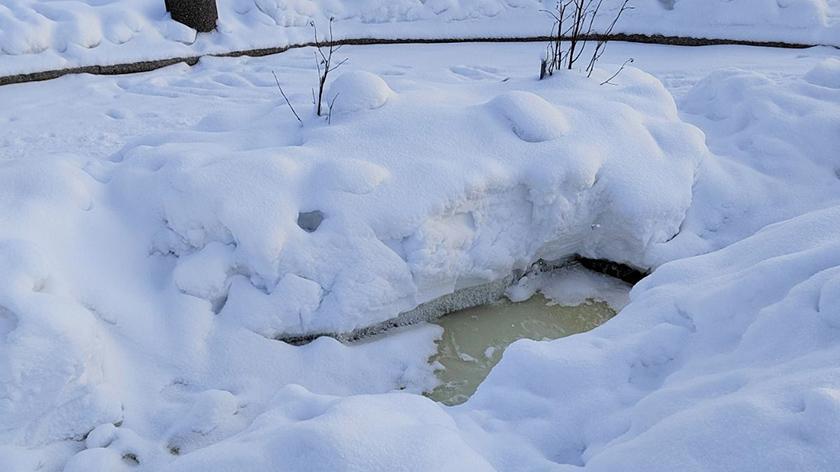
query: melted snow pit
[{"left": 427, "top": 294, "right": 616, "bottom": 405}]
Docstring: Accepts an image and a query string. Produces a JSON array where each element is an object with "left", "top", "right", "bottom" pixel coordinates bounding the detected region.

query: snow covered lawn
[{"left": 1, "top": 41, "right": 839, "bottom": 470}]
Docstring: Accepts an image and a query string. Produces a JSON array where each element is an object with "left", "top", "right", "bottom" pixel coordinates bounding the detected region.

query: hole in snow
[
  {"left": 426, "top": 294, "right": 617, "bottom": 406},
  {"left": 122, "top": 452, "right": 140, "bottom": 465},
  {"left": 297, "top": 211, "right": 325, "bottom": 233},
  {"left": 658, "top": 0, "right": 676, "bottom": 10}
]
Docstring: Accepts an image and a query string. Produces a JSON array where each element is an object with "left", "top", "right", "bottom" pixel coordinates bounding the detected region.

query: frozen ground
[
  {"left": 2, "top": 0, "right": 840, "bottom": 76},
  {"left": 0, "top": 41, "right": 839, "bottom": 470}
]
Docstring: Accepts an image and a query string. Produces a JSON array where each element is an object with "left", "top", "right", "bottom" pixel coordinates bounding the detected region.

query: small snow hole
[
  {"left": 122, "top": 453, "right": 140, "bottom": 465},
  {"left": 297, "top": 211, "right": 324, "bottom": 233}
]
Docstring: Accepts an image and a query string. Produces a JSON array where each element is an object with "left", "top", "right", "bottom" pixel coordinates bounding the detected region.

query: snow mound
[
  {"left": 805, "top": 57, "right": 840, "bottom": 89},
  {"left": 326, "top": 71, "right": 393, "bottom": 115},
  {"left": 161, "top": 387, "right": 493, "bottom": 471},
  {"left": 488, "top": 91, "right": 570, "bottom": 142},
  {"left": 650, "top": 62, "right": 840, "bottom": 262},
  {"left": 117, "top": 66, "right": 703, "bottom": 336}
]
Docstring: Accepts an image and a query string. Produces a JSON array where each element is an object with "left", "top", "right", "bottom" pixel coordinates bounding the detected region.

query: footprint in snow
[{"left": 450, "top": 65, "right": 506, "bottom": 81}]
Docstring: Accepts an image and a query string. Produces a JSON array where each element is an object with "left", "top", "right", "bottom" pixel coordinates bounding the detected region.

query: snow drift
[{"left": 112, "top": 67, "right": 704, "bottom": 336}]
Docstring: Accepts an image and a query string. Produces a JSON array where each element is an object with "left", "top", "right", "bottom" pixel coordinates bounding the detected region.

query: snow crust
[
  {"left": 1, "top": 42, "right": 839, "bottom": 471},
  {"left": 2, "top": 0, "right": 839, "bottom": 76}
]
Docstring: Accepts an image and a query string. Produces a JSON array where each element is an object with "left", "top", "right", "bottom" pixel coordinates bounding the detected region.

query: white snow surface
[
  {"left": 0, "top": 42, "right": 839, "bottom": 470},
  {"left": 2, "top": 0, "right": 840, "bottom": 76}
]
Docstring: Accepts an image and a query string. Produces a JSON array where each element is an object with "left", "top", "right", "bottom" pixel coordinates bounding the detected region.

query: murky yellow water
[{"left": 426, "top": 294, "right": 616, "bottom": 406}]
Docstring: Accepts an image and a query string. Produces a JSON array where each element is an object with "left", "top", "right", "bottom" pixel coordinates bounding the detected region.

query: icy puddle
[{"left": 427, "top": 294, "right": 616, "bottom": 405}]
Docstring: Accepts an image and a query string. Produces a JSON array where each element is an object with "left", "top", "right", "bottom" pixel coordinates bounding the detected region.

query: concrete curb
[{"left": 0, "top": 33, "right": 827, "bottom": 87}]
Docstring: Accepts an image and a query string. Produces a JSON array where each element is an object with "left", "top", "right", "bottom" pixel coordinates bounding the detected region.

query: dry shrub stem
[
  {"left": 312, "top": 18, "right": 348, "bottom": 117},
  {"left": 272, "top": 70, "right": 302, "bottom": 124},
  {"left": 540, "top": 0, "right": 632, "bottom": 81}
]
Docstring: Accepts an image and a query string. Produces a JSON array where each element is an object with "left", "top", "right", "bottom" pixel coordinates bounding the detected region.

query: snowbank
[
  {"left": 649, "top": 57, "right": 840, "bottom": 263},
  {"left": 78, "top": 93, "right": 840, "bottom": 471},
  {"left": 110, "top": 66, "right": 703, "bottom": 336},
  {"left": 2, "top": 0, "right": 839, "bottom": 76},
  {"left": 152, "top": 64, "right": 840, "bottom": 465}
]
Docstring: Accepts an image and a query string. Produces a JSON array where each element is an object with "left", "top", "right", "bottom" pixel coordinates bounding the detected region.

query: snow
[
  {"left": 488, "top": 91, "right": 571, "bottom": 142},
  {"left": 1, "top": 39, "right": 840, "bottom": 471},
  {"left": 651, "top": 57, "right": 840, "bottom": 262},
  {"left": 155, "top": 388, "right": 495, "bottom": 472},
  {"left": 2, "top": 0, "right": 840, "bottom": 77},
  {"left": 806, "top": 56, "right": 840, "bottom": 88},
  {"left": 326, "top": 70, "right": 393, "bottom": 114},
  {"left": 80, "top": 50, "right": 704, "bottom": 337}
]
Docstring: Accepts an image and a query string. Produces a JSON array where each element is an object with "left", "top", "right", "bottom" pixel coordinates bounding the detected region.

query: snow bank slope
[
  {"left": 2, "top": 0, "right": 839, "bottom": 76},
  {"left": 650, "top": 57, "right": 840, "bottom": 263}
]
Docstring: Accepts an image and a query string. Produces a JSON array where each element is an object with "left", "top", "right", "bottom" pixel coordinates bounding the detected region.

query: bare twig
[
  {"left": 600, "top": 57, "right": 634, "bottom": 85},
  {"left": 586, "top": 0, "right": 632, "bottom": 77},
  {"left": 326, "top": 92, "right": 340, "bottom": 124},
  {"left": 571, "top": 0, "right": 604, "bottom": 68},
  {"left": 272, "top": 70, "right": 302, "bottom": 124},
  {"left": 540, "top": 0, "right": 631, "bottom": 80},
  {"left": 311, "top": 17, "right": 347, "bottom": 116},
  {"left": 269, "top": 19, "right": 347, "bottom": 125}
]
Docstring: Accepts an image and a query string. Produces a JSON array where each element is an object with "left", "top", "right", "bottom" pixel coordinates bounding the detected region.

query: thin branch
[
  {"left": 600, "top": 57, "right": 634, "bottom": 85},
  {"left": 330, "top": 57, "right": 350, "bottom": 72},
  {"left": 272, "top": 70, "right": 302, "bottom": 124},
  {"left": 541, "top": 0, "right": 630, "bottom": 79},
  {"left": 326, "top": 92, "right": 340, "bottom": 125},
  {"left": 586, "top": 0, "right": 631, "bottom": 77},
  {"left": 311, "top": 17, "right": 346, "bottom": 117}
]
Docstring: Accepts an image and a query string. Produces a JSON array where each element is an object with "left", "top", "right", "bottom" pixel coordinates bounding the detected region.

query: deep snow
[{"left": 0, "top": 41, "right": 839, "bottom": 471}]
